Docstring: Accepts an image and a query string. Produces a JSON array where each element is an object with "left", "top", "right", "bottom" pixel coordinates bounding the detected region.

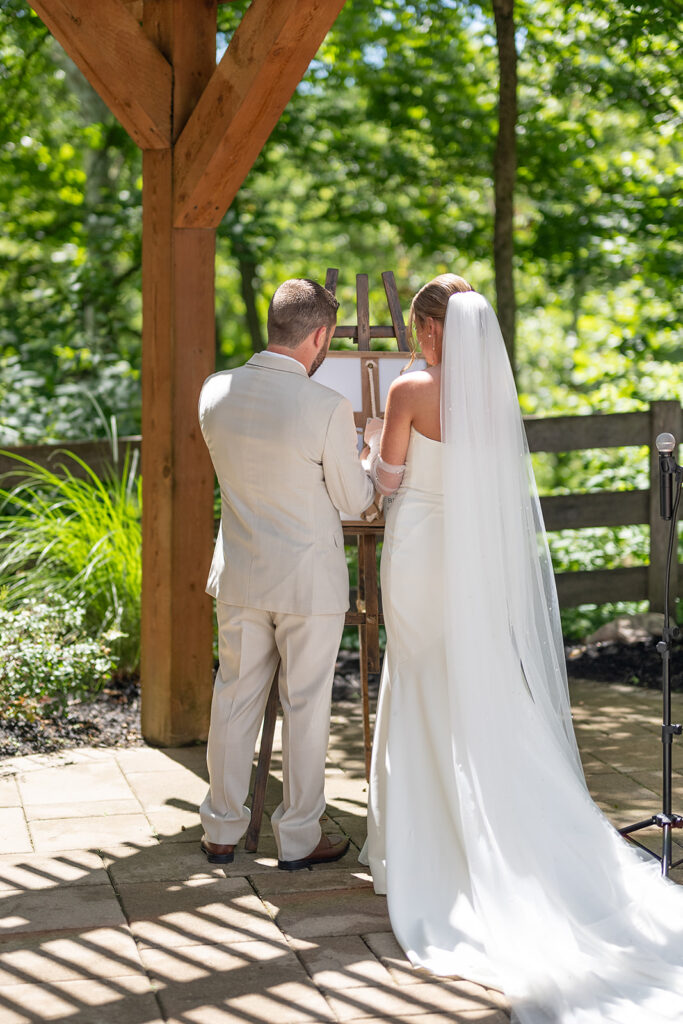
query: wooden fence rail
[
  {"left": 525, "top": 399, "right": 682, "bottom": 611},
  {"left": 1, "top": 397, "right": 681, "bottom": 611}
]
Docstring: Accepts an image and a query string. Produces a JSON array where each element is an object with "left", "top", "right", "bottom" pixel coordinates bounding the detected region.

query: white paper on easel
[
  {"left": 312, "top": 353, "right": 426, "bottom": 412},
  {"left": 378, "top": 357, "right": 425, "bottom": 411},
  {"left": 311, "top": 357, "right": 363, "bottom": 411}
]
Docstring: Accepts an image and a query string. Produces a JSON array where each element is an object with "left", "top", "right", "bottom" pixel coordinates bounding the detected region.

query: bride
[{"left": 360, "top": 275, "right": 683, "bottom": 1023}]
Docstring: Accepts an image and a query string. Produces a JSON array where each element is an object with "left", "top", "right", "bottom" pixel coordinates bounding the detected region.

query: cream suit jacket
[{"left": 199, "top": 351, "right": 374, "bottom": 616}]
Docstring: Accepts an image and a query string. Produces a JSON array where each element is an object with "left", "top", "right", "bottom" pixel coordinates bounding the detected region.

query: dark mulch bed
[
  {"left": 565, "top": 639, "right": 683, "bottom": 690},
  {"left": 0, "top": 674, "right": 144, "bottom": 759},
  {"left": 2, "top": 643, "right": 681, "bottom": 760}
]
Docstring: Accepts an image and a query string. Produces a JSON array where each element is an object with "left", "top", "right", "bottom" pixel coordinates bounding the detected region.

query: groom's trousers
[{"left": 199, "top": 601, "right": 345, "bottom": 861}]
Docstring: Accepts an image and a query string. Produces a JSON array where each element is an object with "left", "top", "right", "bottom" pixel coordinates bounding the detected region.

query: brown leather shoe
[
  {"left": 278, "top": 832, "right": 350, "bottom": 872},
  {"left": 200, "top": 835, "right": 235, "bottom": 864}
]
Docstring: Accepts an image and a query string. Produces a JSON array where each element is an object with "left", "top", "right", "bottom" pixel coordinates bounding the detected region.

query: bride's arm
[{"left": 365, "top": 376, "right": 416, "bottom": 496}]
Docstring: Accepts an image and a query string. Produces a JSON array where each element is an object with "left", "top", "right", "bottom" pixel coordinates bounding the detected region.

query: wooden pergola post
[
  {"left": 28, "top": 0, "right": 347, "bottom": 745},
  {"left": 139, "top": 1, "right": 217, "bottom": 745}
]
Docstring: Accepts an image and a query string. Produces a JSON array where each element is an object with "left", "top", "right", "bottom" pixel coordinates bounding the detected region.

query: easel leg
[
  {"left": 245, "top": 666, "right": 280, "bottom": 853},
  {"left": 358, "top": 532, "right": 379, "bottom": 782},
  {"left": 359, "top": 622, "right": 372, "bottom": 780}
]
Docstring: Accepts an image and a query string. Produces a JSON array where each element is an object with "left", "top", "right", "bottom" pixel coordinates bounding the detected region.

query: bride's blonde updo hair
[{"left": 406, "top": 273, "right": 474, "bottom": 368}]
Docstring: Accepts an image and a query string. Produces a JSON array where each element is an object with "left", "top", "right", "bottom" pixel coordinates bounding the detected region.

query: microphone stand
[{"left": 619, "top": 458, "right": 683, "bottom": 877}]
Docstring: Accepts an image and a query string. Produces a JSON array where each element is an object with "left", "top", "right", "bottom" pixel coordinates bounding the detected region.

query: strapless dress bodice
[{"left": 401, "top": 425, "right": 443, "bottom": 494}]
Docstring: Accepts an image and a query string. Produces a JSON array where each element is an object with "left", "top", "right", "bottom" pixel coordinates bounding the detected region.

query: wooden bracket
[
  {"left": 173, "top": 0, "right": 347, "bottom": 228},
  {"left": 29, "top": 0, "right": 172, "bottom": 149}
]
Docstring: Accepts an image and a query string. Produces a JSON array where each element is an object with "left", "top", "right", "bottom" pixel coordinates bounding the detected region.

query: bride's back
[
  {"left": 405, "top": 366, "right": 441, "bottom": 442},
  {"left": 380, "top": 364, "right": 441, "bottom": 469}
]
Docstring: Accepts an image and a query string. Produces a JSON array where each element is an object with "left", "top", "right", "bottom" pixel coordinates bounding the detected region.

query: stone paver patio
[{"left": 1, "top": 678, "right": 683, "bottom": 1024}]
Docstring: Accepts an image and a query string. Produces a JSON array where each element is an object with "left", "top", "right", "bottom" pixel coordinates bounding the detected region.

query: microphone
[{"left": 656, "top": 432, "right": 677, "bottom": 521}]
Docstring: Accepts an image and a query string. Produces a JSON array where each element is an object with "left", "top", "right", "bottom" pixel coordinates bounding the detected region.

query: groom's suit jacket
[{"left": 199, "top": 351, "right": 374, "bottom": 616}]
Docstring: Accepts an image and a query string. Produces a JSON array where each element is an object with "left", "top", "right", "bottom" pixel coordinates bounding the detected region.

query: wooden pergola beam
[
  {"left": 29, "top": 0, "right": 172, "bottom": 149},
  {"left": 173, "top": 0, "right": 346, "bottom": 228}
]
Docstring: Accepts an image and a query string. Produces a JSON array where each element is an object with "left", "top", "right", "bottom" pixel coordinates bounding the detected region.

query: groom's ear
[{"left": 313, "top": 324, "right": 328, "bottom": 349}]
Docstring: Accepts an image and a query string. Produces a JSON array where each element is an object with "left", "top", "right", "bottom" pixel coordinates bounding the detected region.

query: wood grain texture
[
  {"left": 140, "top": 154, "right": 216, "bottom": 745},
  {"left": 540, "top": 490, "right": 649, "bottom": 531},
  {"left": 382, "top": 271, "right": 409, "bottom": 352},
  {"left": 525, "top": 411, "right": 651, "bottom": 452},
  {"left": 555, "top": 566, "right": 649, "bottom": 606},
  {"left": 245, "top": 669, "right": 280, "bottom": 852},
  {"left": 173, "top": 0, "right": 347, "bottom": 226},
  {"left": 29, "top": 0, "right": 171, "bottom": 148},
  {"left": 139, "top": 0, "right": 218, "bottom": 746}
]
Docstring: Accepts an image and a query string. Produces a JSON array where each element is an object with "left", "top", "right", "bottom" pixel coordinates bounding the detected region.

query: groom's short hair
[{"left": 267, "top": 279, "right": 339, "bottom": 349}]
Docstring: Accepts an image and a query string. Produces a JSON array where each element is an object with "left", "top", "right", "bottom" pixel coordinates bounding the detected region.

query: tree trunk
[
  {"left": 492, "top": 0, "right": 518, "bottom": 376},
  {"left": 238, "top": 255, "right": 265, "bottom": 353}
]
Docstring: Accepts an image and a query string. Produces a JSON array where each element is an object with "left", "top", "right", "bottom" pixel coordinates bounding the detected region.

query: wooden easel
[{"left": 245, "top": 270, "right": 410, "bottom": 852}]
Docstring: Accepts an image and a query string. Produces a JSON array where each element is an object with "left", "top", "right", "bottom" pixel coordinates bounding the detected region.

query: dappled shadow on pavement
[{"left": 0, "top": 706, "right": 510, "bottom": 1024}]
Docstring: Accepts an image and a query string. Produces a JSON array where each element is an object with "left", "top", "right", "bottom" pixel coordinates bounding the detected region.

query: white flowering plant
[{"left": 0, "top": 596, "right": 119, "bottom": 719}]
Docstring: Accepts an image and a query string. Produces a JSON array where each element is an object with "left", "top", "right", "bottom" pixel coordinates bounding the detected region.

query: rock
[{"left": 587, "top": 613, "right": 666, "bottom": 646}]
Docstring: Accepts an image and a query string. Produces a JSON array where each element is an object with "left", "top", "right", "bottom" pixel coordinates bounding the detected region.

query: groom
[{"left": 198, "top": 278, "right": 374, "bottom": 870}]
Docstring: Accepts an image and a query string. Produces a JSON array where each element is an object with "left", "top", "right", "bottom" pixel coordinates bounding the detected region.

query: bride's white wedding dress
[{"left": 361, "top": 293, "right": 683, "bottom": 1024}]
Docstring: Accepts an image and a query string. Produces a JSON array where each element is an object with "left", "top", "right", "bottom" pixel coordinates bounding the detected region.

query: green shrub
[
  {"left": 0, "top": 596, "right": 118, "bottom": 718},
  {"left": 0, "top": 448, "right": 141, "bottom": 671}
]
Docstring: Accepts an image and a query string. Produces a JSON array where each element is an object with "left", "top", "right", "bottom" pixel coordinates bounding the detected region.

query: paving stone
[
  {"left": 624, "top": 770, "right": 683, "bottom": 802},
  {"left": 386, "top": 1014, "right": 508, "bottom": 1023},
  {"left": 320, "top": 1015, "right": 509, "bottom": 1024},
  {"left": 0, "top": 777, "right": 21, "bottom": 808},
  {"left": 1, "top": 748, "right": 114, "bottom": 779},
  {"left": 159, "top": 746, "right": 211, "bottom": 776},
  {"left": 325, "top": 813, "right": 368, "bottom": 849},
  {"left": 118, "top": 880, "right": 284, "bottom": 948},
  {"left": 582, "top": 740, "right": 665, "bottom": 772},
  {"left": 0, "top": 810, "right": 32, "bottom": 855},
  {"left": 144, "top": 941, "right": 334, "bottom": 1023},
  {"left": 0, "top": 974, "right": 161, "bottom": 1024},
  {"left": 264, "top": 887, "right": 391, "bottom": 939},
  {"left": 115, "top": 747, "right": 187, "bottom": 773},
  {"left": 0, "top": 851, "right": 107, "bottom": 891},
  {"left": 105, "top": 841, "right": 227, "bottom": 884},
  {"left": 296, "top": 934, "right": 393, "bottom": 989},
  {"left": 16, "top": 761, "right": 133, "bottom": 807},
  {"left": 251, "top": 866, "right": 373, "bottom": 897},
  {"left": 324, "top": 978, "right": 502, "bottom": 1021},
  {"left": 147, "top": 810, "right": 202, "bottom": 841},
  {"left": 28, "top": 813, "right": 156, "bottom": 853},
  {"left": 324, "top": 779, "right": 369, "bottom": 817},
  {"left": 0, "top": 885, "right": 126, "bottom": 937},
  {"left": 0, "top": 925, "right": 144, "bottom": 985},
  {"left": 113, "top": 836, "right": 279, "bottom": 872},
  {"left": 110, "top": 837, "right": 274, "bottom": 878},
  {"left": 363, "top": 931, "right": 430, "bottom": 986},
  {"left": 124, "top": 769, "right": 208, "bottom": 812},
  {"left": 361, "top": 932, "right": 507, "bottom": 1008},
  {"left": 23, "top": 799, "right": 142, "bottom": 821},
  {"left": 139, "top": 939, "right": 290, "bottom": 979}
]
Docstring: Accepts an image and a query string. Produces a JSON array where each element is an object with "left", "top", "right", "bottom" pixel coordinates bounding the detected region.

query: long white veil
[{"left": 440, "top": 292, "right": 683, "bottom": 1023}]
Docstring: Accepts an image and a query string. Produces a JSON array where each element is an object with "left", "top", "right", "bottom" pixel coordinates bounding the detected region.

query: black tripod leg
[
  {"left": 620, "top": 817, "right": 656, "bottom": 837},
  {"left": 663, "top": 823, "right": 673, "bottom": 876}
]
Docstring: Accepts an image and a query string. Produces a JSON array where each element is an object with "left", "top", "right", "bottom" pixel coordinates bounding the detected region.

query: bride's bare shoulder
[
  {"left": 388, "top": 367, "right": 439, "bottom": 403},
  {"left": 391, "top": 366, "right": 438, "bottom": 390}
]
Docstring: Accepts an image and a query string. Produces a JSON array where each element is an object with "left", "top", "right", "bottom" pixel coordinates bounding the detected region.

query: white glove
[{"left": 364, "top": 417, "right": 384, "bottom": 451}]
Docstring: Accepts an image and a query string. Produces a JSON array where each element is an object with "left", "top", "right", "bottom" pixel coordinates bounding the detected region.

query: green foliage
[
  {"left": 0, "top": 1, "right": 142, "bottom": 444},
  {"left": 560, "top": 600, "right": 649, "bottom": 641},
  {"left": 1, "top": 0, "right": 681, "bottom": 640},
  {"left": 0, "top": 595, "right": 117, "bottom": 718},
  {"left": 0, "top": 448, "right": 141, "bottom": 670}
]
